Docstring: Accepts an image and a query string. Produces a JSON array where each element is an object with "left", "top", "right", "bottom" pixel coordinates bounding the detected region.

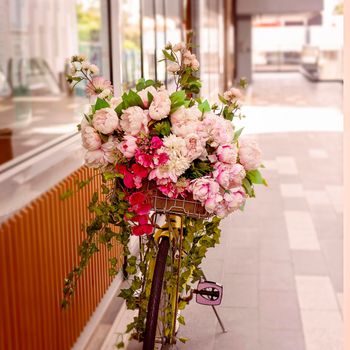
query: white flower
[
  {"left": 120, "top": 106, "right": 149, "bottom": 136},
  {"left": 89, "top": 64, "right": 99, "bottom": 75},
  {"left": 167, "top": 62, "right": 180, "bottom": 73},
  {"left": 173, "top": 42, "right": 186, "bottom": 52},
  {"left": 149, "top": 89, "right": 171, "bottom": 120},
  {"left": 92, "top": 108, "right": 119, "bottom": 134},
  {"left": 81, "top": 126, "right": 101, "bottom": 151}
]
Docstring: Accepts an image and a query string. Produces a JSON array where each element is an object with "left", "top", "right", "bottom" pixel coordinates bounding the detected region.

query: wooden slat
[{"left": 0, "top": 166, "right": 122, "bottom": 350}]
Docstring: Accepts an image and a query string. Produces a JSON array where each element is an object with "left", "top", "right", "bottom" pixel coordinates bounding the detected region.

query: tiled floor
[{"left": 176, "top": 131, "right": 343, "bottom": 350}]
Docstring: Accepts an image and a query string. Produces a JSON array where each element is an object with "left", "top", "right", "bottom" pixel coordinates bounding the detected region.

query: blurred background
[{"left": 0, "top": 0, "right": 343, "bottom": 349}]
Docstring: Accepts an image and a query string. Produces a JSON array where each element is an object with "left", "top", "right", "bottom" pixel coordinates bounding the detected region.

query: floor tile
[
  {"left": 308, "top": 149, "right": 328, "bottom": 159},
  {"left": 260, "top": 329, "right": 306, "bottom": 350},
  {"left": 259, "top": 290, "right": 302, "bottom": 330},
  {"left": 276, "top": 156, "right": 298, "bottom": 175},
  {"left": 280, "top": 184, "right": 304, "bottom": 198},
  {"left": 223, "top": 248, "right": 259, "bottom": 274},
  {"left": 305, "top": 190, "right": 330, "bottom": 207},
  {"left": 259, "top": 261, "right": 295, "bottom": 291},
  {"left": 295, "top": 276, "right": 338, "bottom": 310},
  {"left": 259, "top": 238, "right": 291, "bottom": 261},
  {"left": 292, "top": 250, "right": 328, "bottom": 276}
]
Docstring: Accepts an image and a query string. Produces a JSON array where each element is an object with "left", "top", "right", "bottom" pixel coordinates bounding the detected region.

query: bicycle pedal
[{"left": 194, "top": 281, "right": 223, "bottom": 306}]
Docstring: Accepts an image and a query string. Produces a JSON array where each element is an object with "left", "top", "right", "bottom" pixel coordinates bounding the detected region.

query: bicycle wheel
[{"left": 143, "top": 236, "right": 170, "bottom": 350}]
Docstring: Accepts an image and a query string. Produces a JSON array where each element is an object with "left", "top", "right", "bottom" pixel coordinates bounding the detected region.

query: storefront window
[
  {"left": 121, "top": 0, "right": 142, "bottom": 89},
  {"left": 142, "top": 0, "right": 156, "bottom": 80},
  {"left": 0, "top": 0, "right": 109, "bottom": 166}
]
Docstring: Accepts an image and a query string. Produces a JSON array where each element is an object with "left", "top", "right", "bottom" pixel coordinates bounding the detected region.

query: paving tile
[
  {"left": 280, "top": 184, "right": 304, "bottom": 198},
  {"left": 325, "top": 185, "right": 343, "bottom": 214},
  {"left": 295, "top": 276, "right": 338, "bottom": 310},
  {"left": 276, "top": 156, "right": 298, "bottom": 175},
  {"left": 283, "top": 197, "right": 309, "bottom": 211},
  {"left": 259, "top": 261, "right": 295, "bottom": 291},
  {"left": 300, "top": 310, "right": 343, "bottom": 350},
  {"left": 260, "top": 329, "right": 305, "bottom": 350},
  {"left": 305, "top": 190, "right": 330, "bottom": 207},
  {"left": 308, "top": 148, "right": 328, "bottom": 159},
  {"left": 284, "top": 211, "right": 320, "bottom": 250},
  {"left": 292, "top": 250, "right": 328, "bottom": 276},
  {"left": 259, "top": 238, "right": 291, "bottom": 261},
  {"left": 222, "top": 275, "right": 258, "bottom": 307},
  {"left": 223, "top": 248, "right": 258, "bottom": 274},
  {"left": 320, "top": 239, "right": 343, "bottom": 292},
  {"left": 214, "top": 308, "right": 259, "bottom": 350},
  {"left": 259, "top": 290, "right": 302, "bottom": 330}
]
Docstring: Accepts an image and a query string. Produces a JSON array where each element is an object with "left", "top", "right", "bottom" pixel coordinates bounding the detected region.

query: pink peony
[
  {"left": 239, "top": 138, "right": 262, "bottom": 171},
  {"left": 120, "top": 106, "right": 149, "bottom": 136},
  {"left": 216, "top": 144, "right": 238, "bottom": 164},
  {"left": 170, "top": 106, "right": 202, "bottom": 137},
  {"left": 86, "top": 76, "right": 113, "bottom": 97},
  {"left": 213, "top": 163, "right": 246, "bottom": 189},
  {"left": 84, "top": 149, "right": 107, "bottom": 168},
  {"left": 101, "top": 136, "right": 118, "bottom": 163},
  {"left": 224, "top": 187, "right": 246, "bottom": 211},
  {"left": 223, "top": 87, "right": 243, "bottom": 102},
  {"left": 191, "top": 178, "right": 220, "bottom": 203},
  {"left": 149, "top": 89, "right": 171, "bottom": 120},
  {"left": 117, "top": 135, "right": 138, "bottom": 158},
  {"left": 93, "top": 108, "right": 119, "bottom": 134},
  {"left": 185, "top": 133, "right": 206, "bottom": 161},
  {"left": 201, "top": 113, "right": 234, "bottom": 148},
  {"left": 81, "top": 126, "right": 101, "bottom": 151},
  {"left": 137, "top": 86, "right": 157, "bottom": 108}
]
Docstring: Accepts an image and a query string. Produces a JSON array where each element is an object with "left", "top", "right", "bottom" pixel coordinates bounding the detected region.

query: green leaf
[
  {"left": 233, "top": 127, "right": 244, "bottom": 142},
  {"left": 147, "top": 91, "right": 154, "bottom": 105},
  {"left": 135, "top": 78, "right": 146, "bottom": 91},
  {"left": 198, "top": 100, "right": 211, "bottom": 113},
  {"left": 178, "top": 315, "right": 186, "bottom": 325},
  {"left": 179, "top": 337, "right": 189, "bottom": 343},
  {"left": 123, "top": 90, "right": 144, "bottom": 108},
  {"left": 246, "top": 169, "right": 267, "bottom": 186},
  {"left": 242, "top": 178, "right": 255, "bottom": 197},
  {"left": 95, "top": 97, "right": 110, "bottom": 110},
  {"left": 162, "top": 49, "right": 176, "bottom": 62},
  {"left": 170, "top": 90, "right": 186, "bottom": 113},
  {"left": 152, "top": 119, "right": 171, "bottom": 136},
  {"left": 116, "top": 341, "right": 125, "bottom": 349},
  {"left": 218, "top": 94, "right": 228, "bottom": 104},
  {"left": 60, "top": 189, "right": 74, "bottom": 200}
]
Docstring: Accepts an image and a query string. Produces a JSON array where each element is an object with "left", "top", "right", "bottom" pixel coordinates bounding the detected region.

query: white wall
[{"left": 237, "top": 0, "right": 323, "bottom": 15}]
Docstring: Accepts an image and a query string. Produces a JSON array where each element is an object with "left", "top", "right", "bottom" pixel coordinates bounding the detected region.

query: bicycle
[{"left": 136, "top": 190, "right": 227, "bottom": 350}]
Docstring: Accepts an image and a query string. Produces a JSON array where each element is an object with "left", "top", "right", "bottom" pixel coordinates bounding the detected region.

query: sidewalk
[{"left": 176, "top": 73, "right": 343, "bottom": 350}]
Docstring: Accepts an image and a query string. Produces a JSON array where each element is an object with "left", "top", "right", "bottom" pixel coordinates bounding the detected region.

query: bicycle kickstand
[{"left": 201, "top": 271, "right": 228, "bottom": 333}]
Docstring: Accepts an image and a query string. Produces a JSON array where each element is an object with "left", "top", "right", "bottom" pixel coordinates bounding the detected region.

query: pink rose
[
  {"left": 117, "top": 135, "right": 137, "bottom": 158},
  {"left": 216, "top": 144, "right": 238, "bottom": 164},
  {"left": 149, "top": 89, "right": 171, "bottom": 120},
  {"left": 120, "top": 106, "right": 149, "bottom": 136},
  {"left": 81, "top": 126, "right": 101, "bottom": 151},
  {"left": 137, "top": 86, "right": 157, "bottom": 108},
  {"left": 239, "top": 138, "right": 262, "bottom": 171},
  {"left": 93, "top": 108, "right": 119, "bottom": 134}
]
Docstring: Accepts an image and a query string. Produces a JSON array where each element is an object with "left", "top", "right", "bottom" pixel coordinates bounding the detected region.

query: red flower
[
  {"left": 133, "top": 215, "right": 149, "bottom": 225},
  {"left": 131, "top": 163, "right": 148, "bottom": 178},
  {"left": 151, "top": 136, "right": 163, "bottom": 150},
  {"left": 129, "top": 191, "right": 146, "bottom": 205},
  {"left": 132, "top": 224, "right": 154, "bottom": 236}
]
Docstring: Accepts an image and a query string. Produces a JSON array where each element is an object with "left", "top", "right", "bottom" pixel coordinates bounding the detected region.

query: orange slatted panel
[{"left": 0, "top": 166, "right": 122, "bottom": 350}]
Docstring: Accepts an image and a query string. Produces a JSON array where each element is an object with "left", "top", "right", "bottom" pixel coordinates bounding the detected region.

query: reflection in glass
[
  {"left": 0, "top": 0, "right": 108, "bottom": 165},
  {"left": 121, "top": 0, "right": 142, "bottom": 89},
  {"left": 142, "top": 0, "right": 156, "bottom": 80}
]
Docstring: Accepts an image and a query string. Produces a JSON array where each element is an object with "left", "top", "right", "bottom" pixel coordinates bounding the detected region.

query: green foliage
[
  {"left": 184, "top": 160, "right": 213, "bottom": 179},
  {"left": 170, "top": 90, "right": 187, "bottom": 113},
  {"left": 198, "top": 100, "right": 211, "bottom": 113},
  {"left": 95, "top": 97, "right": 110, "bottom": 110},
  {"left": 246, "top": 169, "right": 268, "bottom": 186},
  {"left": 233, "top": 127, "right": 244, "bottom": 143},
  {"left": 135, "top": 78, "right": 161, "bottom": 91},
  {"left": 151, "top": 119, "right": 171, "bottom": 137}
]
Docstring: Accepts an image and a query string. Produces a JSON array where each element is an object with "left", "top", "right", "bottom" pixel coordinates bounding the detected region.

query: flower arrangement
[{"left": 63, "top": 42, "right": 266, "bottom": 345}]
